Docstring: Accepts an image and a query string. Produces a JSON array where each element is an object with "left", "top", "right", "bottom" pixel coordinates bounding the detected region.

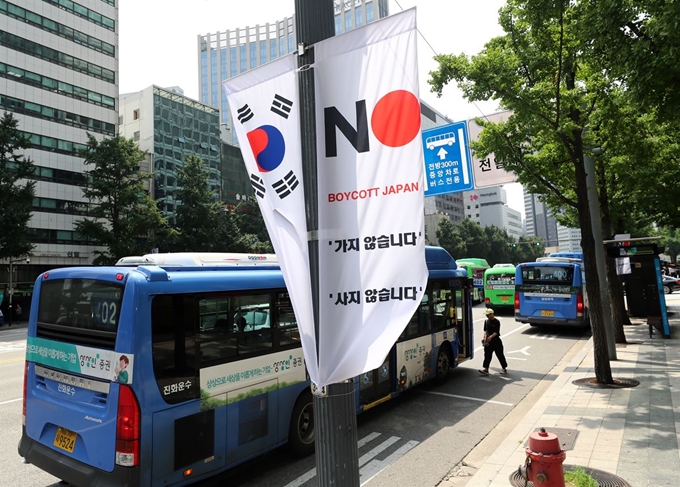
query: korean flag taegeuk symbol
[{"left": 237, "top": 93, "right": 299, "bottom": 200}]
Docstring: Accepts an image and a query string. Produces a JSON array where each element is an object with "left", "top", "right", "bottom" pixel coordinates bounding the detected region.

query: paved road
[{"left": 0, "top": 303, "right": 588, "bottom": 486}]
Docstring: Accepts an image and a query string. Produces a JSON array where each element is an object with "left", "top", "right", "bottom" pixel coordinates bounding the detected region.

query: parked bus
[
  {"left": 456, "top": 258, "right": 490, "bottom": 304},
  {"left": 484, "top": 264, "right": 517, "bottom": 310},
  {"left": 19, "top": 247, "right": 472, "bottom": 486},
  {"left": 514, "top": 257, "right": 588, "bottom": 327}
]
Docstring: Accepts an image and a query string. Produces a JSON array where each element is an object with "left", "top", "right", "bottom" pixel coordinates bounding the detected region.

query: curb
[{"left": 439, "top": 333, "right": 592, "bottom": 487}]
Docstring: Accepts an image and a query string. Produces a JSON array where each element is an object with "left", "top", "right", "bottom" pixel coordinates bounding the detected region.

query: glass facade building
[
  {"left": 197, "top": 0, "right": 390, "bottom": 145},
  {"left": 0, "top": 0, "right": 119, "bottom": 267},
  {"left": 119, "top": 86, "right": 221, "bottom": 226}
]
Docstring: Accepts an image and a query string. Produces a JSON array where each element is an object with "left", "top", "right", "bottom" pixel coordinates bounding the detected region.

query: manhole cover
[
  {"left": 509, "top": 464, "right": 632, "bottom": 487},
  {"left": 572, "top": 377, "right": 639, "bottom": 389},
  {"left": 523, "top": 428, "right": 578, "bottom": 451}
]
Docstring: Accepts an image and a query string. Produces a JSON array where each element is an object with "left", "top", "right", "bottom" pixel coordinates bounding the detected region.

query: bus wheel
[
  {"left": 288, "top": 390, "right": 315, "bottom": 458},
  {"left": 435, "top": 345, "right": 452, "bottom": 382}
]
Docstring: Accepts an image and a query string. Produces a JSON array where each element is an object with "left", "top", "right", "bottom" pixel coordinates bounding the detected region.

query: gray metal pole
[
  {"left": 584, "top": 150, "right": 617, "bottom": 360},
  {"left": 8, "top": 260, "right": 13, "bottom": 326},
  {"left": 293, "top": 1, "right": 360, "bottom": 485}
]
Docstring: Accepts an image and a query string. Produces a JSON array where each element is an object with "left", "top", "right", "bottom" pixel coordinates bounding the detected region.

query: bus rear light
[
  {"left": 485, "top": 297, "right": 490, "bottom": 304},
  {"left": 116, "top": 385, "right": 140, "bottom": 467},
  {"left": 22, "top": 362, "right": 28, "bottom": 426},
  {"left": 576, "top": 294, "right": 584, "bottom": 316},
  {"left": 514, "top": 292, "right": 520, "bottom": 311}
]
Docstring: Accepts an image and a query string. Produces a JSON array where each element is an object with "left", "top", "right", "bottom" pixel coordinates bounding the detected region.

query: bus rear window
[
  {"left": 521, "top": 266, "right": 573, "bottom": 284},
  {"left": 487, "top": 273, "right": 515, "bottom": 285},
  {"left": 38, "top": 279, "right": 124, "bottom": 333}
]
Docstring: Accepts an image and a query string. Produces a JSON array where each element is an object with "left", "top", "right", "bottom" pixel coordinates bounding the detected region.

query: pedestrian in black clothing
[{"left": 479, "top": 308, "right": 508, "bottom": 375}]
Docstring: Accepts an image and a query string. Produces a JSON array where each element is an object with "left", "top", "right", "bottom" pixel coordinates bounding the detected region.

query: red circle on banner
[{"left": 371, "top": 90, "right": 421, "bottom": 147}]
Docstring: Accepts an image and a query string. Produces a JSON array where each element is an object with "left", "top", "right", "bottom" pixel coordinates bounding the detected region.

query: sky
[{"left": 118, "top": 0, "right": 524, "bottom": 217}]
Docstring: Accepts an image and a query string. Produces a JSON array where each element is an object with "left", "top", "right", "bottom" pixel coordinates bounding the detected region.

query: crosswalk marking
[
  {"left": 284, "top": 433, "right": 419, "bottom": 487},
  {"left": 360, "top": 440, "right": 419, "bottom": 485}
]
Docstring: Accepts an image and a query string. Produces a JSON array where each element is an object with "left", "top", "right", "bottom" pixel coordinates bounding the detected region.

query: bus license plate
[
  {"left": 53, "top": 427, "right": 77, "bottom": 453},
  {"left": 500, "top": 296, "right": 509, "bottom": 302},
  {"left": 540, "top": 310, "right": 555, "bottom": 317}
]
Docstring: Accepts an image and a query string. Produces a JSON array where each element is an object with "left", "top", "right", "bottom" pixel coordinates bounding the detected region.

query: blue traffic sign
[{"left": 422, "top": 122, "right": 474, "bottom": 196}]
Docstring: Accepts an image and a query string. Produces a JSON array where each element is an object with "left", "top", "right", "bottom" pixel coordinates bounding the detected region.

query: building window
[
  {"left": 133, "top": 131, "right": 140, "bottom": 141},
  {"left": 133, "top": 109, "right": 140, "bottom": 120},
  {"left": 345, "top": 10, "right": 352, "bottom": 31}
]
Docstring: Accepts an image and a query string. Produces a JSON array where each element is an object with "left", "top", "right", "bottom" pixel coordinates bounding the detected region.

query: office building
[
  {"left": 557, "top": 224, "right": 582, "bottom": 253},
  {"left": 119, "top": 86, "right": 221, "bottom": 226},
  {"left": 0, "top": 0, "right": 118, "bottom": 270},
  {"left": 463, "top": 186, "right": 523, "bottom": 239},
  {"left": 524, "top": 192, "right": 559, "bottom": 246},
  {"left": 198, "top": 0, "right": 389, "bottom": 145}
]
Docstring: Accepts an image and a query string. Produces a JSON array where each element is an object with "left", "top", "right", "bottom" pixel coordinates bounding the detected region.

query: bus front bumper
[{"left": 18, "top": 428, "right": 140, "bottom": 487}]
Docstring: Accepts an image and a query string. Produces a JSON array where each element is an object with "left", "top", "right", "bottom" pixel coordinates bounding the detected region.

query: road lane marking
[
  {"left": 284, "top": 432, "right": 385, "bottom": 487},
  {"left": 507, "top": 346, "right": 531, "bottom": 356},
  {"left": 0, "top": 357, "right": 24, "bottom": 365},
  {"left": 0, "top": 398, "right": 22, "bottom": 406},
  {"left": 422, "top": 390, "right": 514, "bottom": 407},
  {"left": 474, "top": 323, "right": 530, "bottom": 353}
]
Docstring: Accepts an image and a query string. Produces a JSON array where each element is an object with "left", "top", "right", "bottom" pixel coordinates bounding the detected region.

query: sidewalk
[{"left": 455, "top": 302, "right": 680, "bottom": 487}]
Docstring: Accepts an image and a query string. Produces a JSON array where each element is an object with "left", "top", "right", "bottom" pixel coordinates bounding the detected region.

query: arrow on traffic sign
[{"left": 437, "top": 147, "right": 448, "bottom": 160}]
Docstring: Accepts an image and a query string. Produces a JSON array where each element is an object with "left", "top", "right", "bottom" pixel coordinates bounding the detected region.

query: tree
[
  {"left": 172, "top": 154, "right": 236, "bottom": 252},
  {"left": 429, "top": 0, "right": 617, "bottom": 383},
  {"left": 436, "top": 218, "right": 466, "bottom": 259},
  {"left": 582, "top": 1, "right": 680, "bottom": 123},
  {"left": 230, "top": 199, "right": 274, "bottom": 253},
  {"left": 657, "top": 227, "right": 680, "bottom": 264},
  {"left": 0, "top": 113, "right": 35, "bottom": 260},
  {"left": 75, "top": 135, "right": 168, "bottom": 265}
]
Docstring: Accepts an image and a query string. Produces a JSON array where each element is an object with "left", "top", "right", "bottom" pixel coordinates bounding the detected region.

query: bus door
[
  {"left": 149, "top": 293, "right": 226, "bottom": 485},
  {"left": 453, "top": 280, "right": 472, "bottom": 361},
  {"left": 358, "top": 353, "right": 394, "bottom": 408}
]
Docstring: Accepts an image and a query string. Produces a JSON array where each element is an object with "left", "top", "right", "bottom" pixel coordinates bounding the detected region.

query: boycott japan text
[{"left": 328, "top": 181, "right": 419, "bottom": 202}]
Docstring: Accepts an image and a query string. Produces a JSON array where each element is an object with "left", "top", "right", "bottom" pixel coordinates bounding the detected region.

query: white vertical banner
[
  {"left": 223, "top": 55, "right": 319, "bottom": 384},
  {"left": 314, "top": 9, "right": 428, "bottom": 386}
]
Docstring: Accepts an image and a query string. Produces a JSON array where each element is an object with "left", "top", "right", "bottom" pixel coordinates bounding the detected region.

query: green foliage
[
  {"left": 229, "top": 199, "right": 274, "bottom": 253},
  {"left": 436, "top": 218, "right": 543, "bottom": 265},
  {"left": 75, "top": 135, "right": 169, "bottom": 265},
  {"left": 657, "top": 226, "right": 680, "bottom": 263},
  {"left": 171, "top": 154, "right": 237, "bottom": 252},
  {"left": 429, "top": 0, "right": 624, "bottom": 381},
  {"left": 581, "top": 1, "right": 680, "bottom": 123},
  {"left": 0, "top": 112, "right": 35, "bottom": 260},
  {"left": 564, "top": 466, "right": 597, "bottom": 487}
]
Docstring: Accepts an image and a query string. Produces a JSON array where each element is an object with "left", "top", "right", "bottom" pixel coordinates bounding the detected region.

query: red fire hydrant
[{"left": 518, "top": 427, "right": 566, "bottom": 486}]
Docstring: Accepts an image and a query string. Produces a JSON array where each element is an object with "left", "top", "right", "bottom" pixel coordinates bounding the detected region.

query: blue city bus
[
  {"left": 19, "top": 247, "right": 472, "bottom": 486},
  {"left": 514, "top": 257, "right": 589, "bottom": 327}
]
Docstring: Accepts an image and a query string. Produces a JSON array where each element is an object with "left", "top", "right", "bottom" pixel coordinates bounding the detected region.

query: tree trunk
[{"left": 573, "top": 139, "right": 613, "bottom": 384}]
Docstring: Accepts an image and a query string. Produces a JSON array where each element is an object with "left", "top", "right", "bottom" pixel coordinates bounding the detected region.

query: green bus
[
  {"left": 483, "top": 264, "right": 517, "bottom": 310},
  {"left": 457, "top": 258, "right": 490, "bottom": 303}
]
